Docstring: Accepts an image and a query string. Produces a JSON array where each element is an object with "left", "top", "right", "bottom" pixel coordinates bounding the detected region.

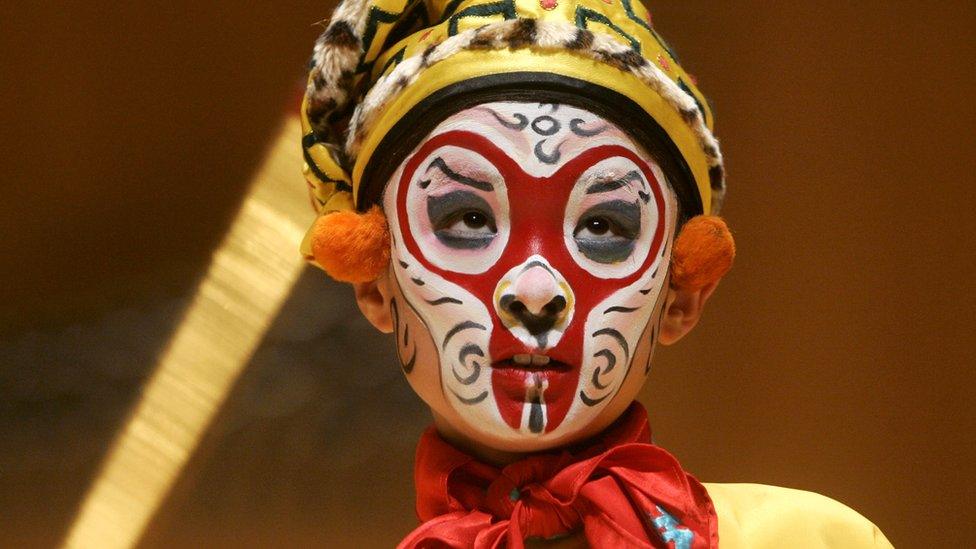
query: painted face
[{"left": 383, "top": 101, "right": 677, "bottom": 451}]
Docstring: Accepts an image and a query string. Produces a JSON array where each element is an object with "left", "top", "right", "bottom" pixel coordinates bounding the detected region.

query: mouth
[
  {"left": 489, "top": 352, "right": 578, "bottom": 434},
  {"left": 492, "top": 353, "right": 572, "bottom": 371}
]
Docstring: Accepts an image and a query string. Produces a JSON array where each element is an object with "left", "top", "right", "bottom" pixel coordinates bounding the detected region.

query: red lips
[{"left": 491, "top": 358, "right": 577, "bottom": 432}]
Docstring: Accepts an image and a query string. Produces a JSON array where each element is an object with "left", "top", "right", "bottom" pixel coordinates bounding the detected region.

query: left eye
[{"left": 573, "top": 200, "right": 641, "bottom": 264}]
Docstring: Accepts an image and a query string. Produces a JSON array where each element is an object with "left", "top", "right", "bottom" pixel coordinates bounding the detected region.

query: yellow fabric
[
  {"left": 352, "top": 47, "right": 712, "bottom": 214},
  {"left": 301, "top": 0, "right": 718, "bottom": 220},
  {"left": 368, "top": 0, "right": 711, "bottom": 128},
  {"left": 703, "top": 483, "right": 894, "bottom": 548}
]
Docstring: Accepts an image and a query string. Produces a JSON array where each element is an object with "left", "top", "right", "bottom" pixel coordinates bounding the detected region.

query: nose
[{"left": 500, "top": 265, "right": 568, "bottom": 336}]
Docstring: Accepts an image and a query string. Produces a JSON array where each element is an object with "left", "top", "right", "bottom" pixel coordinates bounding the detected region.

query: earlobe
[
  {"left": 353, "top": 269, "right": 394, "bottom": 334},
  {"left": 657, "top": 280, "right": 719, "bottom": 346}
]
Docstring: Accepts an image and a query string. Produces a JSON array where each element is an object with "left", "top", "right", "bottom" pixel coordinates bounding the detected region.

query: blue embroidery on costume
[{"left": 653, "top": 505, "right": 693, "bottom": 549}]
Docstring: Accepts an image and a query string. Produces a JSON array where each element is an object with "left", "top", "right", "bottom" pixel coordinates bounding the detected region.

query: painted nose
[{"left": 501, "top": 266, "right": 567, "bottom": 335}]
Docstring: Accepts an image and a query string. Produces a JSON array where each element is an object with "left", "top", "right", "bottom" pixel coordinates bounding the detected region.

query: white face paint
[{"left": 384, "top": 101, "right": 678, "bottom": 451}]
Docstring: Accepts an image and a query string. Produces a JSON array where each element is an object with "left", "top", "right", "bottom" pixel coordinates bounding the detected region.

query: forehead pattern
[{"left": 430, "top": 103, "right": 639, "bottom": 178}]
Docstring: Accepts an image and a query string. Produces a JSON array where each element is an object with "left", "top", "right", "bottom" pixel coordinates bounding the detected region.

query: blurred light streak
[{"left": 63, "top": 116, "right": 312, "bottom": 549}]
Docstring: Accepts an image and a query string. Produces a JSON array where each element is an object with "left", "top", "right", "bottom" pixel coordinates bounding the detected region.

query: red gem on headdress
[
  {"left": 600, "top": 0, "right": 613, "bottom": 4},
  {"left": 540, "top": 0, "right": 557, "bottom": 10},
  {"left": 419, "top": 29, "right": 433, "bottom": 41},
  {"left": 656, "top": 53, "right": 671, "bottom": 72}
]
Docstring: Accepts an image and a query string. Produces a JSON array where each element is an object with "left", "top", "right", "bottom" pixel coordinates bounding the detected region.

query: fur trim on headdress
[
  {"left": 342, "top": 18, "right": 725, "bottom": 213},
  {"left": 671, "top": 215, "right": 735, "bottom": 291},
  {"left": 304, "top": 0, "right": 726, "bottom": 214},
  {"left": 309, "top": 205, "right": 390, "bottom": 283},
  {"left": 345, "top": 19, "right": 725, "bottom": 214}
]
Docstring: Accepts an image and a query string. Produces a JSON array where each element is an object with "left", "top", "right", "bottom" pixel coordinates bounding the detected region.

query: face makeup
[{"left": 384, "top": 101, "right": 678, "bottom": 451}]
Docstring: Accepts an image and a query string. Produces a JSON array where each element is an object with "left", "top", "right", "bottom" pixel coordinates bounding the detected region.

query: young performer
[{"left": 298, "top": 0, "right": 892, "bottom": 546}]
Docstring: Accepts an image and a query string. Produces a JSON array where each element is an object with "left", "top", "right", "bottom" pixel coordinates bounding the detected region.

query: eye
[
  {"left": 440, "top": 209, "right": 496, "bottom": 235},
  {"left": 461, "top": 211, "right": 490, "bottom": 230},
  {"left": 573, "top": 200, "right": 640, "bottom": 264},
  {"left": 427, "top": 190, "right": 498, "bottom": 249},
  {"left": 578, "top": 216, "right": 611, "bottom": 237}
]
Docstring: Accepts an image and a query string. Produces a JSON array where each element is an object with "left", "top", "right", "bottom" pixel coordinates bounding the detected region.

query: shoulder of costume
[{"left": 702, "top": 482, "right": 893, "bottom": 548}]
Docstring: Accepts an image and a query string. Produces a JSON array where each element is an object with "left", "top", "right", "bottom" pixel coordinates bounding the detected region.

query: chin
[
  {"left": 456, "top": 407, "right": 616, "bottom": 454},
  {"left": 442, "top": 355, "right": 622, "bottom": 453}
]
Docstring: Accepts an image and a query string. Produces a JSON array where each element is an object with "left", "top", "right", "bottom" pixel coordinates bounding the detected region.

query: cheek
[
  {"left": 388, "top": 266, "right": 450, "bottom": 412},
  {"left": 575, "top": 274, "right": 671, "bottom": 432},
  {"left": 601, "top": 300, "right": 664, "bottom": 419}
]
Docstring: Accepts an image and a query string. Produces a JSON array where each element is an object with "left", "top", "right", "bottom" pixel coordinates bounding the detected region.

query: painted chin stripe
[{"left": 529, "top": 397, "right": 544, "bottom": 433}]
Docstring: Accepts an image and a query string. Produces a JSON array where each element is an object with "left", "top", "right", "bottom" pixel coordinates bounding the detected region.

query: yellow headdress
[{"left": 300, "top": 0, "right": 731, "bottom": 285}]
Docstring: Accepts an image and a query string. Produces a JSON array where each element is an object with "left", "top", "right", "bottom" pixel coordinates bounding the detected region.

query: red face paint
[{"left": 397, "top": 130, "right": 666, "bottom": 433}]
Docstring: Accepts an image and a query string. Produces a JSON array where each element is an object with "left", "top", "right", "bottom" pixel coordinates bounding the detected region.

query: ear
[
  {"left": 658, "top": 280, "right": 720, "bottom": 345},
  {"left": 353, "top": 268, "right": 394, "bottom": 334}
]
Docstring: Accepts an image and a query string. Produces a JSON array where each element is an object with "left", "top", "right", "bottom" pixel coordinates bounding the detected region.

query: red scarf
[{"left": 399, "top": 403, "right": 718, "bottom": 548}]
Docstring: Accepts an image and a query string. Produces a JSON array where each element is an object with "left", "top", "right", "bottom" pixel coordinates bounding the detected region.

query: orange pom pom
[
  {"left": 310, "top": 205, "right": 391, "bottom": 283},
  {"left": 671, "top": 215, "right": 735, "bottom": 291}
]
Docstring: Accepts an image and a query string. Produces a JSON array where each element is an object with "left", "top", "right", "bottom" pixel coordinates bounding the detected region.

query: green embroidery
[
  {"left": 377, "top": 46, "right": 408, "bottom": 78},
  {"left": 618, "top": 0, "right": 679, "bottom": 62},
  {"left": 447, "top": 0, "right": 517, "bottom": 36},
  {"left": 574, "top": 6, "right": 641, "bottom": 51},
  {"left": 302, "top": 133, "right": 353, "bottom": 193},
  {"left": 438, "top": 0, "right": 467, "bottom": 24},
  {"left": 357, "top": 6, "right": 403, "bottom": 74}
]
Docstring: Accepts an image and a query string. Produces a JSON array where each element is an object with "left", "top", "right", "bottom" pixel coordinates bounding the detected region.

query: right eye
[
  {"left": 458, "top": 211, "right": 491, "bottom": 231},
  {"left": 427, "top": 191, "right": 497, "bottom": 249}
]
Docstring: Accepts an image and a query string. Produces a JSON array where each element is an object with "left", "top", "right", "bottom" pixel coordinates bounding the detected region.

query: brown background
[{"left": 1, "top": 2, "right": 974, "bottom": 547}]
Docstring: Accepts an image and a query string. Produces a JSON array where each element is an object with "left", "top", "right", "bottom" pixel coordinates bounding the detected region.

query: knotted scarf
[{"left": 399, "top": 403, "right": 718, "bottom": 548}]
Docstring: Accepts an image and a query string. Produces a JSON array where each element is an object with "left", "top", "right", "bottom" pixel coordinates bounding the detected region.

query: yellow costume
[
  {"left": 705, "top": 484, "right": 892, "bottom": 548},
  {"left": 299, "top": 0, "right": 892, "bottom": 545}
]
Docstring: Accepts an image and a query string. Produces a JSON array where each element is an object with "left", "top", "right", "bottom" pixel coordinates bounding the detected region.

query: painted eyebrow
[
  {"left": 421, "top": 157, "right": 494, "bottom": 192},
  {"left": 585, "top": 170, "right": 645, "bottom": 195}
]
